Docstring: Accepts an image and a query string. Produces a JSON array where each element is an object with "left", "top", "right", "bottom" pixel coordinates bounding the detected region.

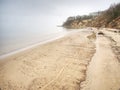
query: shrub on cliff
[
  {"left": 104, "top": 3, "right": 120, "bottom": 23},
  {"left": 62, "top": 2, "right": 120, "bottom": 29},
  {"left": 63, "top": 15, "right": 95, "bottom": 27}
]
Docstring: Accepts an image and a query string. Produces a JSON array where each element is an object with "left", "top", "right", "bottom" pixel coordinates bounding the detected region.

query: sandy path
[
  {"left": 81, "top": 30, "right": 120, "bottom": 90},
  {"left": 0, "top": 30, "right": 95, "bottom": 90}
]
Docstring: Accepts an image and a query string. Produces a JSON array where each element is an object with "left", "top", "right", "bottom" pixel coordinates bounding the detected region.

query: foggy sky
[{"left": 0, "top": 0, "right": 120, "bottom": 25}]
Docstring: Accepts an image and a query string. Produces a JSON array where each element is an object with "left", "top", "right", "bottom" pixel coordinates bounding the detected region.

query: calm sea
[{"left": 0, "top": 21, "right": 67, "bottom": 57}]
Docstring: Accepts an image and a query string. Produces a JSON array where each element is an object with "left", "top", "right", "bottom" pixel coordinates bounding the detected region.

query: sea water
[{"left": 0, "top": 19, "right": 67, "bottom": 57}]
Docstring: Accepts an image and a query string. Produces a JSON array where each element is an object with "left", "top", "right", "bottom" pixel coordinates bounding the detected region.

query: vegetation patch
[{"left": 87, "top": 32, "right": 96, "bottom": 40}]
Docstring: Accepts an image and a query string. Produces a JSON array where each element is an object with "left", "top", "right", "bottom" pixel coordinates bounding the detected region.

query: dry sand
[
  {"left": 81, "top": 29, "right": 120, "bottom": 90},
  {"left": 0, "top": 30, "right": 95, "bottom": 90},
  {"left": 0, "top": 28, "right": 120, "bottom": 90}
]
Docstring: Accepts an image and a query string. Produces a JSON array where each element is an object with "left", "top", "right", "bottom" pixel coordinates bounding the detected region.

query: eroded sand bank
[{"left": 81, "top": 29, "right": 120, "bottom": 90}]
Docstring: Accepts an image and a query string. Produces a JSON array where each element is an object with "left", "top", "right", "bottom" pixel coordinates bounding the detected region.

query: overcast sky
[{"left": 0, "top": 0, "right": 120, "bottom": 25}]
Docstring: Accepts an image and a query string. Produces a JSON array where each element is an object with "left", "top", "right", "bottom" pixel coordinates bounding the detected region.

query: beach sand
[
  {"left": 0, "top": 28, "right": 120, "bottom": 90},
  {"left": 0, "top": 30, "right": 95, "bottom": 90}
]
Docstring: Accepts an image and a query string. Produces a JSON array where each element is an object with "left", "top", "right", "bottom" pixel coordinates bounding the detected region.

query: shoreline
[
  {"left": 0, "top": 31, "right": 68, "bottom": 59},
  {"left": 0, "top": 29, "right": 91, "bottom": 60}
]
